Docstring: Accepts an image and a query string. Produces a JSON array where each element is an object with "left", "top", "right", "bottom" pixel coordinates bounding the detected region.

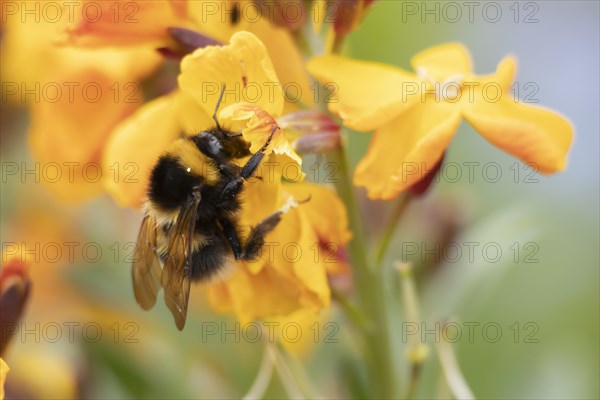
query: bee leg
[
  {"left": 219, "top": 177, "right": 244, "bottom": 201},
  {"left": 219, "top": 127, "right": 277, "bottom": 200},
  {"left": 219, "top": 218, "right": 243, "bottom": 260},
  {"left": 242, "top": 196, "right": 310, "bottom": 260},
  {"left": 242, "top": 211, "right": 283, "bottom": 261},
  {"left": 238, "top": 127, "right": 276, "bottom": 179}
]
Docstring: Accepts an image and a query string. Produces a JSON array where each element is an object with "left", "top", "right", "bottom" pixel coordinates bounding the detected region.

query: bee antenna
[{"left": 213, "top": 84, "right": 226, "bottom": 131}]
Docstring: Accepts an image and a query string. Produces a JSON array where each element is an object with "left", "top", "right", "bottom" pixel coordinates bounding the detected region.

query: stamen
[{"left": 416, "top": 67, "right": 464, "bottom": 101}]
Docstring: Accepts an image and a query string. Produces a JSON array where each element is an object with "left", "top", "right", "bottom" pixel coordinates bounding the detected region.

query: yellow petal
[
  {"left": 477, "top": 55, "right": 517, "bottom": 92},
  {"left": 284, "top": 181, "right": 352, "bottom": 274},
  {"left": 249, "top": 19, "right": 315, "bottom": 112},
  {"left": 179, "top": 31, "right": 284, "bottom": 120},
  {"left": 411, "top": 42, "right": 473, "bottom": 82},
  {"left": 354, "top": 102, "right": 462, "bottom": 199},
  {"left": 219, "top": 103, "right": 302, "bottom": 166},
  {"left": 263, "top": 308, "right": 327, "bottom": 355},
  {"left": 2, "top": 350, "right": 77, "bottom": 399},
  {"left": 289, "top": 208, "right": 331, "bottom": 309},
  {"left": 218, "top": 265, "right": 305, "bottom": 324},
  {"left": 307, "top": 55, "right": 418, "bottom": 131},
  {"left": 285, "top": 183, "right": 352, "bottom": 246},
  {"left": 102, "top": 93, "right": 192, "bottom": 208},
  {"left": 1, "top": 358, "right": 8, "bottom": 400},
  {"left": 462, "top": 96, "right": 573, "bottom": 173}
]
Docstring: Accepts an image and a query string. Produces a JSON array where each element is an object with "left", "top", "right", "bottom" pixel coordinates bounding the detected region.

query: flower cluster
[{"left": 1, "top": 0, "right": 576, "bottom": 397}]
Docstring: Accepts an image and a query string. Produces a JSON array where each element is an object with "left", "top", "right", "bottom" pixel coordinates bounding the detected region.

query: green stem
[
  {"left": 374, "top": 194, "right": 413, "bottom": 267},
  {"left": 396, "top": 262, "right": 429, "bottom": 400},
  {"left": 327, "top": 145, "right": 398, "bottom": 398},
  {"left": 269, "top": 342, "right": 311, "bottom": 399},
  {"left": 243, "top": 345, "right": 274, "bottom": 400},
  {"left": 406, "top": 363, "right": 423, "bottom": 400},
  {"left": 331, "top": 286, "right": 369, "bottom": 331},
  {"left": 275, "top": 342, "right": 319, "bottom": 399}
]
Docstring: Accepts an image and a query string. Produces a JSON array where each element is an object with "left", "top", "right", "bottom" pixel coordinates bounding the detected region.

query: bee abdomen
[{"left": 190, "top": 237, "right": 232, "bottom": 281}]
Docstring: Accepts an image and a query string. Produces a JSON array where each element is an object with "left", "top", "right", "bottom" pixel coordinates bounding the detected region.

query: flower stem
[
  {"left": 436, "top": 328, "right": 475, "bottom": 400},
  {"left": 331, "top": 286, "right": 369, "bottom": 331},
  {"left": 375, "top": 194, "right": 413, "bottom": 267},
  {"left": 396, "top": 262, "right": 429, "bottom": 400},
  {"left": 275, "top": 342, "right": 319, "bottom": 399},
  {"left": 268, "top": 342, "right": 306, "bottom": 400},
  {"left": 243, "top": 345, "right": 274, "bottom": 400},
  {"left": 327, "top": 145, "right": 398, "bottom": 398}
]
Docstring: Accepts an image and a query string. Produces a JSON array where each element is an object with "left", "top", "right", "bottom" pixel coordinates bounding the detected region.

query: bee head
[{"left": 205, "top": 128, "right": 251, "bottom": 159}]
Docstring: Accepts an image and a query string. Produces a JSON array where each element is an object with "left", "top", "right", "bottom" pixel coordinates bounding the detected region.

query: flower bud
[
  {"left": 409, "top": 153, "right": 445, "bottom": 196},
  {"left": 0, "top": 255, "right": 31, "bottom": 355},
  {"left": 278, "top": 110, "right": 341, "bottom": 154},
  {"left": 157, "top": 27, "right": 222, "bottom": 59},
  {"left": 333, "top": 0, "right": 375, "bottom": 37}
]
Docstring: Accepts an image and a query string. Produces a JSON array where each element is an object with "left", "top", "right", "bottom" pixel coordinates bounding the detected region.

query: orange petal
[
  {"left": 354, "top": 102, "right": 462, "bottom": 199},
  {"left": 462, "top": 96, "right": 573, "bottom": 173},
  {"left": 411, "top": 42, "right": 473, "bottom": 82},
  {"left": 27, "top": 70, "right": 141, "bottom": 202},
  {"left": 307, "top": 55, "right": 418, "bottom": 131},
  {"left": 179, "top": 31, "right": 284, "bottom": 120},
  {"left": 66, "top": 0, "right": 189, "bottom": 47},
  {"left": 219, "top": 103, "right": 302, "bottom": 166}
]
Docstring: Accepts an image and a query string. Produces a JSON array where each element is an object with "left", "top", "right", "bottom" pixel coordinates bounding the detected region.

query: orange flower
[{"left": 1, "top": 2, "right": 160, "bottom": 201}]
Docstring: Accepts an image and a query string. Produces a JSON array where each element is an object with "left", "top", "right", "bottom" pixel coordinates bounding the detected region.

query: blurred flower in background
[{"left": 0, "top": 1, "right": 160, "bottom": 201}]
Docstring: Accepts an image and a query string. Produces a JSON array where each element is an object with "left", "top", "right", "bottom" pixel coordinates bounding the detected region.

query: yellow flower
[
  {"left": 105, "top": 31, "right": 298, "bottom": 207},
  {"left": 307, "top": 43, "right": 574, "bottom": 199},
  {"left": 207, "top": 181, "right": 351, "bottom": 323},
  {"left": 101, "top": 31, "right": 351, "bottom": 321},
  {"left": 0, "top": 358, "right": 8, "bottom": 400}
]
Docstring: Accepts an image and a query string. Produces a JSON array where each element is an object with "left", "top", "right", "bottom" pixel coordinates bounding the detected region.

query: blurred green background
[{"left": 1, "top": 1, "right": 598, "bottom": 399}]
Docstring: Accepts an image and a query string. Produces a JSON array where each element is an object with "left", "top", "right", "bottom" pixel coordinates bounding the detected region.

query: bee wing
[
  {"left": 132, "top": 214, "right": 162, "bottom": 310},
  {"left": 161, "top": 192, "right": 201, "bottom": 330}
]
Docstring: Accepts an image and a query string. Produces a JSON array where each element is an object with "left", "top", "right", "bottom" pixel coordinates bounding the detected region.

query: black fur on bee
[{"left": 147, "top": 126, "right": 278, "bottom": 280}]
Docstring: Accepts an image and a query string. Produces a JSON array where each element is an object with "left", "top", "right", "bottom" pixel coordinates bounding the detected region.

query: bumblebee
[{"left": 132, "top": 87, "right": 297, "bottom": 330}]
